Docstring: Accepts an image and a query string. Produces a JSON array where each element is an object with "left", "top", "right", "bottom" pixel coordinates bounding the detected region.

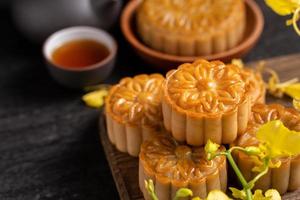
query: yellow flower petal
[
  {"left": 251, "top": 189, "right": 282, "bottom": 200},
  {"left": 231, "top": 59, "right": 244, "bottom": 69},
  {"left": 207, "top": 190, "right": 231, "bottom": 200},
  {"left": 192, "top": 197, "right": 202, "bottom": 200},
  {"left": 257, "top": 120, "right": 300, "bottom": 158},
  {"left": 253, "top": 190, "right": 265, "bottom": 199},
  {"left": 229, "top": 187, "right": 246, "bottom": 200},
  {"left": 205, "top": 140, "right": 220, "bottom": 153},
  {"left": 265, "top": 0, "right": 300, "bottom": 16},
  {"left": 282, "top": 83, "right": 300, "bottom": 99},
  {"left": 286, "top": 18, "right": 294, "bottom": 26},
  {"left": 82, "top": 90, "right": 108, "bottom": 108},
  {"left": 269, "top": 160, "right": 282, "bottom": 169},
  {"left": 204, "top": 140, "right": 220, "bottom": 160},
  {"left": 175, "top": 188, "right": 193, "bottom": 199},
  {"left": 265, "top": 189, "right": 282, "bottom": 200}
]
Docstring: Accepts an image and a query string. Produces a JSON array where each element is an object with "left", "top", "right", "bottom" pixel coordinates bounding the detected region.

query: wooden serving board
[{"left": 99, "top": 53, "right": 300, "bottom": 200}]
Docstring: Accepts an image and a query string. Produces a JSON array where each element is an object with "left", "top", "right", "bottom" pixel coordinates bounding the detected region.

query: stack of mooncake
[
  {"left": 104, "top": 0, "right": 300, "bottom": 198},
  {"left": 104, "top": 58, "right": 300, "bottom": 199}
]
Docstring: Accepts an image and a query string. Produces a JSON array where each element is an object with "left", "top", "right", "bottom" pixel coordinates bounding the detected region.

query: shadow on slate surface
[{"left": 0, "top": 5, "right": 119, "bottom": 199}]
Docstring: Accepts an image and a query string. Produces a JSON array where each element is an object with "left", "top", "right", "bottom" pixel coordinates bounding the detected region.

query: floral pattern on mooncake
[
  {"left": 109, "top": 74, "right": 164, "bottom": 126},
  {"left": 166, "top": 60, "right": 246, "bottom": 115},
  {"left": 139, "top": 133, "right": 227, "bottom": 199},
  {"left": 105, "top": 74, "right": 165, "bottom": 157},
  {"left": 162, "top": 59, "right": 251, "bottom": 145}
]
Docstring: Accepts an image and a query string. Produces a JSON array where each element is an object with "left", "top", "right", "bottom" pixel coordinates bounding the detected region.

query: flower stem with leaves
[{"left": 205, "top": 141, "right": 275, "bottom": 200}]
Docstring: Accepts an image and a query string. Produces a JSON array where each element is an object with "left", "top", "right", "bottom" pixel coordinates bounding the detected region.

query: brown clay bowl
[{"left": 121, "top": 0, "right": 264, "bottom": 70}]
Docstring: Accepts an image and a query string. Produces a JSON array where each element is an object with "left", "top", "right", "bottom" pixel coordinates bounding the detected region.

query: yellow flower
[
  {"left": 281, "top": 83, "right": 300, "bottom": 99},
  {"left": 252, "top": 189, "right": 281, "bottom": 200},
  {"left": 231, "top": 59, "right": 244, "bottom": 69},
  {"left": 206, "top": 190, "right": 231, "bottom": 200},
  {"left": 230, "top": 187, "right": 281, "bottom": 200},
  {"left": 264, "top": 189, "right": 281, "bottom": 200},
  {"left": 230, "top": 187, "right": 246, "bottom": 200},
  {"left": 265, "top": 0, "right": 300, "bottom": 36},
  {"left": 174, "top": 188, "right": 193, "bottom": 199},
  {"left": 256, "top": 120, "right": 300, "bottom": 158},
  {"left": 265, "top": 0, "right": 300, "bottom": 15},
  {"left": 204, "top": 140, "right": 220, "bottom": 160},
  {"left": 82, "top": 89, "right": 108, "bottom": 108},
  {"left": 266, "top": 67, "right": 300, "bottom": 99}
]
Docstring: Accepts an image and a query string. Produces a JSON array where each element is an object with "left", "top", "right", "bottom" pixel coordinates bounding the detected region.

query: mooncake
[
  {"left": 105, "top": 74, "right": 164, "bottom": 156},
  {"left": 240, "top": 68, "right": 266, "bottom": 105},
  {"left": 139, "top": 133, "right": 227, "bottom": 200},
  {"left": 162, "top": 59, "right": 251, "bottom": 145},
  {"left": 137, "top": 0, "right": 246, "bottom": 56}
]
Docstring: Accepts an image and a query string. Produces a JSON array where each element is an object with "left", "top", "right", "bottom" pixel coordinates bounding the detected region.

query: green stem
[
  {"left": 226, "top": 151, "right": 252, "bottom": 200},
  {"left": 229, "top": 146, "right": 250, "bottom": 154},
  {"left": 151, "top": 194, "right": 159, "bottom": 200},
  {"left": 248, "top": 158, "right": 270, "bottom": 189},
  {"left": 215, "top": 152, "right": 227, "bottom": 157},
  {"left": 245, "top": 189, "right": 253, "bottom": 200},
  {"left": 149, "top": 191, "right": 159, "bottom": 200},
  {"left": 208, "top": 152, "right": 227, "bottom": 160}
]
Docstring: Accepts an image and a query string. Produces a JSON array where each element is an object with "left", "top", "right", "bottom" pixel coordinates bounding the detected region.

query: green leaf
[
  {"left": 174, "top": 188, "right": 193, "bottom": 200},
  {"left": 229, "top": 187, "right": 246, "bottom": 200},
  {"left": 256, "top": 120, "right": 300, "bottom": 158},
  {"left": 265, "top": 0, "right": 300, "bottom": 16}
]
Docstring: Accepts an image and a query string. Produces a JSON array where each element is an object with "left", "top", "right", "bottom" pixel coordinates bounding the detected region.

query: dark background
[{"left": 0, "top": 0, "right": 299, "bottom": 200}]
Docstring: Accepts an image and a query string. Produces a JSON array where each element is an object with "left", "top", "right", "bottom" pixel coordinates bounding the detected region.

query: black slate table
[{"left": 0, "top": 1, "right": 300, "bottom": 200}]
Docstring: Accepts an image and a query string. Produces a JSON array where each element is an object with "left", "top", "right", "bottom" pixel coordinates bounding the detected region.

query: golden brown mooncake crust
[
  {"left": 240, "top": 68, "right": 266, "bottom": 105},
  {"left": 136, "top": 0, "right": 246, "bottom": 56},
  {"left": 162, "top": 59, "right": 251, "bottom": 146},
  {"left": 139, "top": 133, "right": 227, "bottom": 200},
  {"left": 105, "top": 74, "right": 165, "bottom": 157},
  {"left": 233, "top": 104, "right": 300, "bottom": 194}
]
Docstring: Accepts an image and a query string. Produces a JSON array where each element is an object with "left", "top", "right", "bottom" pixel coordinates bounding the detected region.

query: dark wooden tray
[{"left": 99, "top": 53, "right": 300, "bottom": 200}]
